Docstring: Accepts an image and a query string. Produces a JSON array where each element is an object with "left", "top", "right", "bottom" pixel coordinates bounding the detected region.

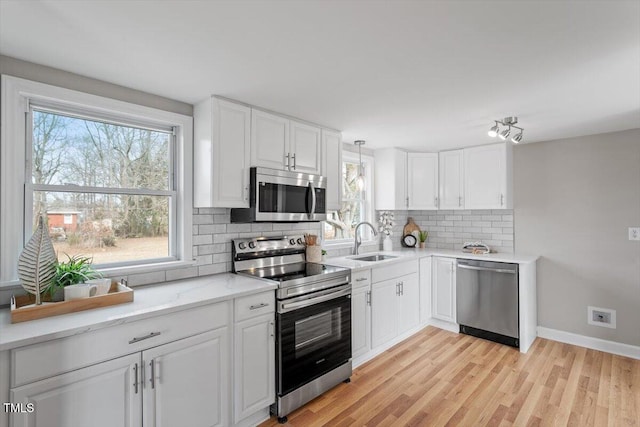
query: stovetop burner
[{"left": 232, "top": 235, "right": 350, "bottom": 297}]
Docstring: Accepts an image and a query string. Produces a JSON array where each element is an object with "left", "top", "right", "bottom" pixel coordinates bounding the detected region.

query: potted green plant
[
  {"left": 418, "top": 231, "right": 428, "bottom": 249},
  {"left": 49, "top": 254, "right": 102, "bottom": 301}
]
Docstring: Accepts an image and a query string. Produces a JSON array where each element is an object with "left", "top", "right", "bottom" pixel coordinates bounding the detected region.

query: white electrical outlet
[
  {"left": 587, "top": 306, "right": 616, "bottom": 329},
  {"left": 629, "top": 227, "right": 640, "bottom": 241}
]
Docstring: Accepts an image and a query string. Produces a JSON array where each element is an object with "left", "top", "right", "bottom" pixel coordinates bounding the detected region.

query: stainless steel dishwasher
[{"left": 456, "top": 259, "right": 519, "bottom": 348}]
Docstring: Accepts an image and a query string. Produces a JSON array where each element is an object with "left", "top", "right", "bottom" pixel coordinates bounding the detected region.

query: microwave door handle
[{"left": 307, "top": 182, "right": 316, "bottom": 220}]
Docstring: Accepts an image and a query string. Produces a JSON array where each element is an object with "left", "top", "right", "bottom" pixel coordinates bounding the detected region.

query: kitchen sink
[{"left": 350, "top": 254, "right": 398, "bottom": 262}]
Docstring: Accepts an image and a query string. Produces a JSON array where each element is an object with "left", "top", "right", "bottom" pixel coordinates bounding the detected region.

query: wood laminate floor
[{"left": 260, "top": 326, "right": 639, "bottom": 427}]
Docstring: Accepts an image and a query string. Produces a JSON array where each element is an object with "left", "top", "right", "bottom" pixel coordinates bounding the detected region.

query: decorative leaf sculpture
[{"left": 18, "top": 215, "right": 57, "bottom": 305}]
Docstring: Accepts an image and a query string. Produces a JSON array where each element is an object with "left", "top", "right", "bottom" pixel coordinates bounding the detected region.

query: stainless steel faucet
[{"left": 353, "top": 222, "right": 378, "bottom": 255}]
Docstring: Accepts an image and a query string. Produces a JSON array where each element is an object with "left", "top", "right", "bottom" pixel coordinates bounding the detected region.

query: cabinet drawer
[
  {"left": 372, "top": 260, "right": 418, "bottom": 283},
  {"left": 12, "top": 302, "right": 229, "bottom": 387},
  {"left": 234, "top": 291, "right": 275, "bottom": 322},
  {"left": 351, "top": 269, "right": 371, "bottom": 289}
]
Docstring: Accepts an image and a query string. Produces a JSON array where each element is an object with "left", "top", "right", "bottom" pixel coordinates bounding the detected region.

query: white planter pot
[{"left": 382, "top": 235, "right": 393, "bottom": 251}]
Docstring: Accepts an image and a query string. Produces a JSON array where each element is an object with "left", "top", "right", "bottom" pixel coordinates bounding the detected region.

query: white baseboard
[
  {"left": 427, "top": 318, "right": 459, "bottom": 333},
  {"left": 537, "top": 326, "right": 640, "bottom": 360}
]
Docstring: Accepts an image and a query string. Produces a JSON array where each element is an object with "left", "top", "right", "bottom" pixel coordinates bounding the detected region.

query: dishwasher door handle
[{"left": 458, "top": 264, "right": 516, "bottom": 274}]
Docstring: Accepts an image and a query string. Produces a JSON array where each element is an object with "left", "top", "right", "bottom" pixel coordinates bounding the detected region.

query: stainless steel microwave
[{"left": 230, "top": 167, "right": 327, "bottom": 222}]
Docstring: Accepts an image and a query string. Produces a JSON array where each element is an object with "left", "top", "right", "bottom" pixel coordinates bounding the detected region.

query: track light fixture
[{"left": 487, "top": 116, "right": 524, "bottom": 144}]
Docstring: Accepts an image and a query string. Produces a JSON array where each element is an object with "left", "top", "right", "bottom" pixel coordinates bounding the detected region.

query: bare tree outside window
[
  {"left": 324, "top": 158, "right": 371, "bottom": 241},
  {"left": 30, "top": 109, "right": 173, "bottom": 266}
]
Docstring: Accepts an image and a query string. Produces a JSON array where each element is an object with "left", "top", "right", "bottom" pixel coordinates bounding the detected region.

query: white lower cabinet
[
  {"left": 371, "top": 272, "right": 420, "bottom": 349},
  {"left": 432, "top": 257, "right": 457, "bottom": 323},
  {"left": 10, "top": 353, "right": 141, "bottom": 427},
  {"left": 233, "top": 313, "right": 275, "bottom": 424},
  {"left": 351, "top": 284, "right": 371, "bottom": 359},
  {"left": 232, "top": 290, "right": 275, "bottom": 426},
  {"left": 6, "top": 292, "right": 278, "bottom": 427},
  {"left": 143, "top": 330, "right": 228, "bottom": 427},
  {"left": 419, "top": 257, "right": 432, "bottom": 325}
]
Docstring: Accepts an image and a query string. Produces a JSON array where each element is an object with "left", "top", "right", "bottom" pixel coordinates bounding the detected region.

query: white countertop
[
  {"left": 0, "top": 273, "right": 276, "bottom": 351},
  {"left": 325, "top": 248, "right": 538, "bottom": 271}
]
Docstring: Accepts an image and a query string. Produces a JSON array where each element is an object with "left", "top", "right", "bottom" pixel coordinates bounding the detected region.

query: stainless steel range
[{"left": 232, "top": 235, "right": 352, "bottom": 424}]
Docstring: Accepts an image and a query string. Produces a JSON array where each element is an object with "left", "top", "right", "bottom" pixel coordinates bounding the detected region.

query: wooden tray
[{"left": 10, "top": 283, "right": 134, "bottom": 324}]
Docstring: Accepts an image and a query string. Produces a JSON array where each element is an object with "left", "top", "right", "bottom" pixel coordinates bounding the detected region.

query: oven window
[{"left": 294, "top": 308, "right": 341, "bottom": 358}]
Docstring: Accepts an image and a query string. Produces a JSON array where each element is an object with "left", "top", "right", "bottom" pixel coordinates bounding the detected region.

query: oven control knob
[
  {"left": 238, "top": 242, "right": 246, "bottom": 250},
  {"left": 248, "top": 241, "right": 256, "bottom": 249},
  {"left": 297, "top": 238, "right": 303, "bottom": 245},
  {"left": 289, "top": 238, "right": 296, "bottom": 245}
]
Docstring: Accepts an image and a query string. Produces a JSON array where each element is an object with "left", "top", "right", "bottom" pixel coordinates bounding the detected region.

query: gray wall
[
  {"left": 0, "top": 55, "right": 192, "bottom": 116},
  {"left": 514, "top": 129, "right": 640, "bottom": 346}
]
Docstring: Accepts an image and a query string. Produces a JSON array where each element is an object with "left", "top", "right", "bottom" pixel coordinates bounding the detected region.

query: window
[
  {"left": 1, "top": 76, "right": 193, "bottom": 286},
  {"left": 28, "top": 106, "right": 175, "bottom": 266},
  {"left": 323, "top": 152, "right": 374, "bottom": 243}
]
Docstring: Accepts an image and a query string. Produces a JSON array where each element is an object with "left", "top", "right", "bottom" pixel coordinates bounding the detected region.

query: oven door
[
  {"left": 276, "top": 285, "right": 351, "bottom": 396},
  {"left": 255, "top": 169, "right": 326, "bottom": 222}
]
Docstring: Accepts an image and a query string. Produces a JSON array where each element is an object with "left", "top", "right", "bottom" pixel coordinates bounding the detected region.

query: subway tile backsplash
[{"left": 377, "top": 209, "right": 514, "bottom": 253}]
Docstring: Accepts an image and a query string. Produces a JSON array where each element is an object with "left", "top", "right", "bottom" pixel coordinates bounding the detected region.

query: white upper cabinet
[
  {"left": 251, "top": 110, "right": 322, "bottom": 174},
  {"left": 290, "top": 120, "right": 322, "bottom": 174},
  {"left": 375, "top": 148, "right": 407, "bottom": 210},
  {"left": 194, "top": 97, "right": 251, "bottom": 208},
  {"left": 464, "top": 143, "right": 512, "bottom": 209},
  {"left": 439, "top": 149, "right": 464, "bottom": 210},
  {"left": 251, "top": 109, "right": 290, "bottom": 170},
  {"left": 407, "top": 153, "right": 439, "bottom": 210},
  {"left": 322, "top": 129, "right": 342, "bottom": 211}
]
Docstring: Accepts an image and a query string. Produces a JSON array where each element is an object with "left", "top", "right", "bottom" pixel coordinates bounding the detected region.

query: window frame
[
  {"left": 323, "top": 150, "right": 376, "bottom": 247},
  {"left": 0, "top": 75, "right": 193, "bottom": 287}
]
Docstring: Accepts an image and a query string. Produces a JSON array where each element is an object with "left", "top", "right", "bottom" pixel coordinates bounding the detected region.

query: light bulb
[
  {"left": 511, "top": 132, "right": 523, "bottom": 144},
  {"left": 499, "top": 128, "right": 510, "bottom": 140},
  {"left": 488, "top": 124, "right": 499, "bottom": 137},
  {"left": 356, "top": 174, "right": 365, "bottom": 191}
]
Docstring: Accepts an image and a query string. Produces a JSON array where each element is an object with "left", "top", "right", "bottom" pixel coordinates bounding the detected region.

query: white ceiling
[{"left": 1, "top": 0, "right": 639, "bottom": 151}]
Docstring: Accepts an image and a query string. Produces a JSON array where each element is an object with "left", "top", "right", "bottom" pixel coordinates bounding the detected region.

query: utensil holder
[{"left": 306, "top": 246, "right": 322, "bottom": 263}]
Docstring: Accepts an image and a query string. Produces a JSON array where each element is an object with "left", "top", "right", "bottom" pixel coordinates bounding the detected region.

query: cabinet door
[
  {"left": 374, "top": 148, "right": 407, "bottom": 210},
  {"left": 10, "top": 353, "right": 141, "bottom": 427},
  {"left": 251, "top": 109, "right": 289, "bottom": 170},
  {"left": 419, "top": 257, "right": 432, "bottom": 325},
  {"left": 213, "top": 98, "right": 251, "bottom": 207},
  {"left": 371, "top": 279, "right": 398, "bottom": 348},
  {"left": 351, "top": 285, "right": 371, "bottom": 359},
  {"left": 432, "top": 257, "right": 457, "bottom": 323},
  {"left": 439, "top": 149, "right": 464, "bottom": 210},
  {"left": 290, "top": 120, "right": 322, "bottom": 174},
  {"left": 407, "top": 153, "right": 439, "bottom": 210},
  {"left": 397, "top": 273, "right": 420, "bottom": 335},
  {"left": 234, "top": 313, "right": 275, "bottom": 424},
  {"left": 194, "top": 97, "right": 251, "bottom": 207},
  {"left": 142, "top": 328, "right": 229, "bottom": 427},
  {"left": 464, "top": 143, "right": 507, "bottom": 209},
  {"left": 322, "top": 129, "right": 342, "bottom": 211}
]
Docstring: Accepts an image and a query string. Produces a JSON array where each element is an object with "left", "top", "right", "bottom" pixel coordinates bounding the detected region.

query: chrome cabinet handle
[
  {"left": 285, "top": 153, "right": 290, "bottom": 170},
  {"left": 129, "top": 331, "right": 161, "bottom": 344},
  {"left": 458, "top": 196, "right": 462, "bottom": 207},
  {"left": 434, "top": 197, "right": 438, "bottom": 207},
  {"left": 366, "top": 291, "right": 371, "bottom": 306},
  {"left": 133, "top": 363, "right": 139, "bottom": 394},
  {"left": 269, "top": 320, "right": 274, "bottom": 337},
  {"left": 250, "top": 302, "right": 269, "bottom": 310},
  {"left": 292, "top": 153, "right": 296, "bottom": 170},
  {"left": 406, "top": 196, "right": 409, "bottom": 207},
  {"left": 396, "top": 283, "right": 400, "bottom": 296},
  {"left": 500, "top": 193, "right": 504, "bottom": 206},
  {"left": 355, "top": 277, "right": 368, "bottom": 282},
  {"left": 149, "top": 360, "right": 156, "bottom": 389}
]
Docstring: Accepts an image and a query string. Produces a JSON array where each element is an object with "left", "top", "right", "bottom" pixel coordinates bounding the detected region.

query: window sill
[
  {"left": 98, "top": 260, "right": 197, "bottom": 281},
  {"left": 323, "top": 240, "right": 378, "bottom": 250}
]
